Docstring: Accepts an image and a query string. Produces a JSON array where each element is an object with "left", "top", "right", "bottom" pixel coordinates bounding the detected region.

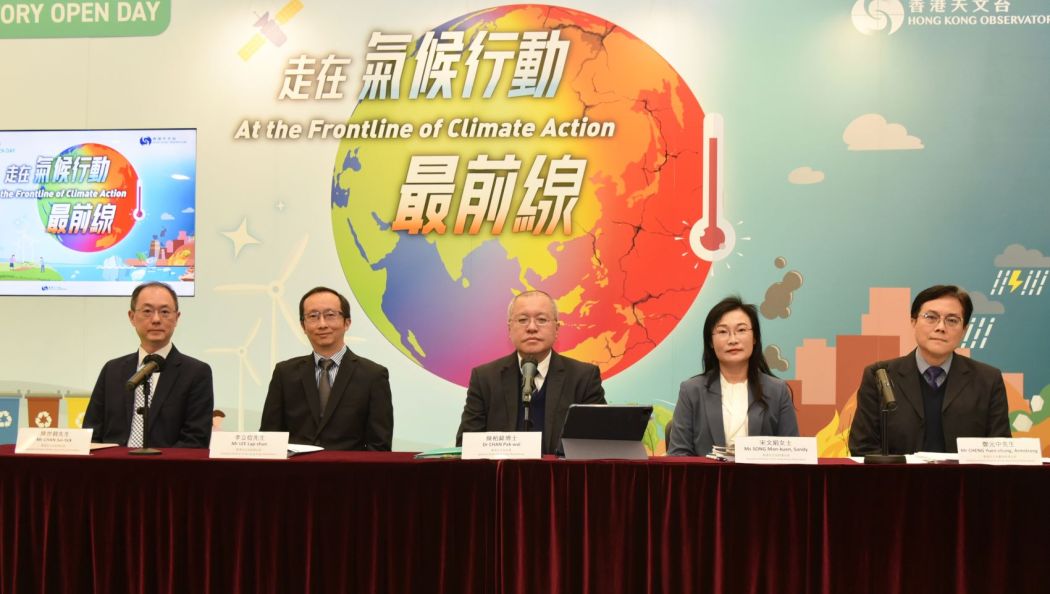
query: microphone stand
[
  {"left": 864, "top": 406, "right": 905, "bottom": 464},
  {"left": 522, "top": 388, "right": 533, "bottom": 431},
  {"left": 130, "top": 378, "right": 161, "bottom": 456}
]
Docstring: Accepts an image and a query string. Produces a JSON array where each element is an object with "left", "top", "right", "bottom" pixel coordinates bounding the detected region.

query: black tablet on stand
[{"left": 559, "top": 404, "right": 653, "bottom": 460}]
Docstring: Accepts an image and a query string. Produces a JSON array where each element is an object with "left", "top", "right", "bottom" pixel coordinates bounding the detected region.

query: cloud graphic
[
  {"left": 843, "top": 114, "right": 923, "bottom": 151},
  {"left": 161, "top": 212, "right": 175, "bottom": 221},
  {"left": 764, "top": 345, "right": 789, "bottom": 372},
  {"left": 994, "top": 243, "right": 1050, "bottom": 268},
  {"left": 968, "top": 291, "right": 1005, "bottom": 315},
  {"left": 1013, "top": 414, "right": 1033, "bottom": 433},
  {"left": 182, "top": 207, "right": 195, "bottom": 214},
  {"left": 761, "top": 271, "right": 804, "bottom": 320},
  {"left": 788, "top": 166, "right": 825, "bottom": 185}
]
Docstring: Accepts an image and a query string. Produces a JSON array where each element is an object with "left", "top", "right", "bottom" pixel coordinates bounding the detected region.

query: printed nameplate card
[
  {"left": 957, "top": 437, "right": 1041, "bottom": 465},
  {"left": 735, "top": 436, "right": 818, "bottom": 465},
  {"left": 15, "top": 428, "right": 93, "bottom": 455},
  {"left": 462, "top": 432, "right": 542, "bottom": 460},
  {"left": 210, "top": 431, "right": 290, "bottom": 459}
]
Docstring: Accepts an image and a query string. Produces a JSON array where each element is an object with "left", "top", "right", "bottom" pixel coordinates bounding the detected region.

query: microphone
[
  {"left": 874, "top": 367, "right": 897, "bottom": 411},
  {"left": 865, "top": 365, "right": 906, "bottom": 464},
  {"left": 125, "top": 353, "right": 166, "bottom": 392},
  {"left": 521, "top": 358, "right": 539, "bottom": 404}
]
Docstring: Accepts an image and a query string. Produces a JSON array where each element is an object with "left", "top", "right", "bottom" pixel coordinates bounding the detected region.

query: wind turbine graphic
[
  {"left": 215, "top": 235, "right": 310, "bottom": 372},
  {"left": 206, "top": 318, "right": 262, "bottom": 431},
  {"left": 16, "top": 229, "right": 40, "bottom": 265}
]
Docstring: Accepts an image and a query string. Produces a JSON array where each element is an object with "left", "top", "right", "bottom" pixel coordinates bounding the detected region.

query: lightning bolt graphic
[{"left": 1008, "top": 270, "right": 1023, "bottom": 292}]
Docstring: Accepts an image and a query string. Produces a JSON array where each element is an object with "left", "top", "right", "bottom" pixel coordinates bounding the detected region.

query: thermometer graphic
[
  {"left": 689, "top": 113, "right": 735, "bottom": 262},
  {"left": 132, "top": 182, "right": 145, "bottom": 220}
]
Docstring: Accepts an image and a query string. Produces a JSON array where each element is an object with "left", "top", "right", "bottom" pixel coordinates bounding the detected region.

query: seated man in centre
[
  {"left": 456, "top": 290, "right": 606, "bottom": 455},
  {"left": 260, "top": 286, "right": 393, "bottom": 450}
]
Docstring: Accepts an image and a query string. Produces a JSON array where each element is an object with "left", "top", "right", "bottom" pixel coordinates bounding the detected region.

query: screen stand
[{"left": 561, "top": 438, "right": 647, "bottom": 460}]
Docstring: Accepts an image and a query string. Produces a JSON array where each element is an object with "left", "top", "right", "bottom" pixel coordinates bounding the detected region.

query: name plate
[
  {"left": 15, "top": 428, "right": 93, "bottom": 455},
  {"left": 735, "top": 436, "right": 818, "bottom": 465},
  {"left": 957, "top": 437, "right": 1042, "bottom": 465},
  {"left": 462, "top": 432, "right": 542, "bottom": 460},
  {"left": 210, "top": 431, "right": 290, "bottom": 459}
]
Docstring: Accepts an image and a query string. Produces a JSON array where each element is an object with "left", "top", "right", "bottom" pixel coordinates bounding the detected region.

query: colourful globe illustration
[
  {"left": 331, "top": 4, "right": 709, "bottom": 386},
  {"left": 37, "top": 143, "right": 139, "bottom": 252}
]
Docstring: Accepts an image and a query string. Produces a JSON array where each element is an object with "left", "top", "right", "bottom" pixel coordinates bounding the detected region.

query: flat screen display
[{"left": 0, "top": 128, "right": 196, "bottom": 296}]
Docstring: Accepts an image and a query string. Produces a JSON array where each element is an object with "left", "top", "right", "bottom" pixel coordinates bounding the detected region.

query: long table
[{"left": 2, "top": 447, "right": 1047, "bottom": 594}]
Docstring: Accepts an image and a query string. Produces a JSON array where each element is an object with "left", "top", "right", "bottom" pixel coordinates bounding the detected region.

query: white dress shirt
[{"left": 720, "top": 374, "right": 749, "bottom": 448}]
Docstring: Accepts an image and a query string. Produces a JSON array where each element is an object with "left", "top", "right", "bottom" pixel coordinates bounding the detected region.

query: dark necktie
[
  {"left": 129, "top": 377, "right": 148, "bottom": 447},
  {"left": 923, "top": 366, "right": 944, "bottom": 389},
  {"left": 318, "top": 358, "right": 334, "bottom": 415}
]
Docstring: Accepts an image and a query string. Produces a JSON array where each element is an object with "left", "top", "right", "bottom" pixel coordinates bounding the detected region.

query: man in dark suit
[
  {"left": 456, "top": 290, "right": 606, "bottom": 455},
  {"left": 849, "top": 285, "right": 1011, "bottom": 456},
  {"left": 83, "top": 282, "right": 214, "bottom": 448},
  {"left": 260, "top": 287, "right": 392, "bottom": 450}
]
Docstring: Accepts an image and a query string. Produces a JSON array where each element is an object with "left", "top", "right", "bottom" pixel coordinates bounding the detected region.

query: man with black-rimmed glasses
[{"left": 849, "top": 284, "right": 1011, "bottom": 456}]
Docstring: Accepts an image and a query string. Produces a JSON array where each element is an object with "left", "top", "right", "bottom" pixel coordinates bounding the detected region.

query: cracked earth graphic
[{"left": 331, "top": 4, "right": 709, "bottom": 386}]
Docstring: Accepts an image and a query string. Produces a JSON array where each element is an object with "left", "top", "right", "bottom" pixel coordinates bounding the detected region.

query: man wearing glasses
[
  {"left": 260, "top": 286, "right": 392, "bottom": 450},
  {"left": 83, "top": 281, "right": 214, "bottom": 447},
  {"left": 456, "top": 290, "right": 606, "bottom": 455},
  {"left": 849, "top": 285, "right": 1011, "bottom": 455}
]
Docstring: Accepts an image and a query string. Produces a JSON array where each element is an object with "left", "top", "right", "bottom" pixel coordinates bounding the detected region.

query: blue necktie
[{"left": 923, "top": 366, "right": 944, "bottom": 389}]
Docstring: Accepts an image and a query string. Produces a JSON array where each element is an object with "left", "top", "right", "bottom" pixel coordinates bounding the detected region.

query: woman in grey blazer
[{"left": 667, "top": 296, "right": 799, "bottom": 456}]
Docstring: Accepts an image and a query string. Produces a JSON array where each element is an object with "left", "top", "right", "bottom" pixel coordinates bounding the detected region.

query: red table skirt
[
  {"left": 2, "top": 448, "right": 1048, "bottom": 594},
  {"left": 1, "top": 448, "right": 497, "bottom": 594},
  {"left": 498, "top": 457, "right": 1049, "bottom": 594}
]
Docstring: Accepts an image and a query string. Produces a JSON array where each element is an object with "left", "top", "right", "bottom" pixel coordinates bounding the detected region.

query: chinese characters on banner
[
  {"left": 3, "top": 155, "right": 117, "bottom": 237},
  {"left": 273, "top": 29, "right": 587, "bottom": 237}
]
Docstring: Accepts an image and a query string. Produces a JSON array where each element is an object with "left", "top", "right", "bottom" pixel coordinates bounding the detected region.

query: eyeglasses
[
  {"left": 918, "top": 311, "right": 963, "bottom": 329},
  {"left": 712, "top": 326, "right": 752, "bottom": 340},
  {"left": 134, "top": 308, "right": 176, "bottom": 320},
  {"left": 302, "top": 312, "right": 346, "bottom": 325},
  {"left": 303, "top": 310, "right": 346, "bottom": 324},
  {"left": 511, "top": 315, "right": 554, "bottom": 328}
]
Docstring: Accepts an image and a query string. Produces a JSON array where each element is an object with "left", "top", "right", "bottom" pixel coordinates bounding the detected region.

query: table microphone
[
  {"left": 126, "top": 353, "right": 166, "bottom": 392},
  {"left": 521, "top": 358, "right": 538, "bottom": 431},
  {"left": 521, "top": 358, "right": 538, "bottom": 404},
  {"left": 128, "top": 353, "right": 166, "bottom": 456},
  {"left": 874, "top": 367, "right": 897, "bottom": 411},
  {"left": 865, "top": 365, "right": 906, "bottom": 464}
]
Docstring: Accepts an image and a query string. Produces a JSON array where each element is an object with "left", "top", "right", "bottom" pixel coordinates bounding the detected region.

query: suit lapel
[
  {"left": 543, "top": 352, "right": 567, "bottom": 452},
  {"left": 500, "top": 355, "right": 519, "bottom": 431},
  {"left": 746, "top": 381, "right": 763, "bottom": 436},
  {"left": 704, "top": 378, "right": 727, "bottom": 447},
  {"left": 299, "top": 356, "right": 322, "bottom": 422},
  {"left": 317, "top": 349, "right": 356, "bottom": 433},
  {"left": 146, "top": 347, "right": 179, "bottom": 426},
  {"left": 121, "top": 354, "right": 139, "bottom": 429},
  {"left": 892, "top": 352, "right": 924, "bottom": 420},
  {"left": 943, "top": 355, "right": 972, "bottom": 412}
]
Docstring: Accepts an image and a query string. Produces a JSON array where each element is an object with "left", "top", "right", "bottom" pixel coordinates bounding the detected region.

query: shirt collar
[
  {"left": 915, "top": 349, "right": 953, "bottom": 376},
  {"left": 138, "top": 342, "right": 173, "bottom": 367},
  {"left": 718, "top": 372, "right": 748, "bottom": 392},
  {"left": 314, "top": 346, "right": 348, "bottom": 367}
]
